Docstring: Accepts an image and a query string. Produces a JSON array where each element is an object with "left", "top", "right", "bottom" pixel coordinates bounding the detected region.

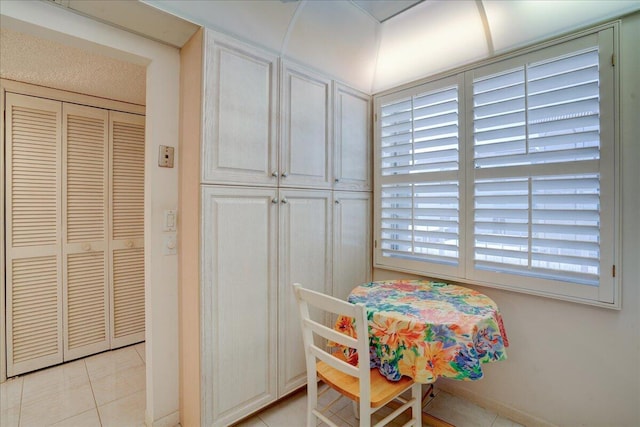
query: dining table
[{"left": 333, "top": 279, "right": 509, "bottom": 425}]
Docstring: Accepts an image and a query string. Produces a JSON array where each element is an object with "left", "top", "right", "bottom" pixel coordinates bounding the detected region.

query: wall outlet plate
[{"left": 158, "top": 145, "right": 175, "bottom": 168}]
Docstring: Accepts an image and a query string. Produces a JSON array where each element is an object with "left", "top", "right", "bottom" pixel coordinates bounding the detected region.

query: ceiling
[
  {"left": 45, "top": 0, "right": 199, "bottom": 47},
  {"left": 12, "top": 0, "right": 640, "bottom": 94},
  {"left": 352, "top": 0, "right": 423, "bottom": 22},
  {"left": 0, "top": 26, "right": 147, "bottom": 105}
]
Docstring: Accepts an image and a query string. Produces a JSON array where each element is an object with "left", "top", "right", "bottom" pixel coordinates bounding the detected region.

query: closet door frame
[{"left": 1, "top": 80, "right": 145, "bottom": 381}]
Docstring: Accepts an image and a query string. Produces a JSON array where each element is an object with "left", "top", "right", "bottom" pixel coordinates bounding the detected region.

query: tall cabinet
[
  {"left": 4, "top": 89, "right": 145, "bottom": 377},
  {"left": 180, "top": 29, "right": 371, "bottom": 427}
]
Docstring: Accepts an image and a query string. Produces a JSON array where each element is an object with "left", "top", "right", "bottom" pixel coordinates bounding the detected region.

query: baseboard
[
  {"left": 146, "top": 409, "right": 180, "bottom": 427},
  {"left": 436, "top": 382, "right": 557, "bottom": 427}
]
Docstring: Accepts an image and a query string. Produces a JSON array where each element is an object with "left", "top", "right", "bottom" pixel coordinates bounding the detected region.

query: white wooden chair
[{"left": 293, "top": 283, "right": 422, "bottom": 427}]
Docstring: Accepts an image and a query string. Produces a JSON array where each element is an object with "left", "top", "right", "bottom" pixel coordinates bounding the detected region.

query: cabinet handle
[
  {"left": 335, "top": 178, "right": 340, "bottom": 183},
  {"left": 281, "top": 172, "right": 288, "bottom": 178},
  {"left": 281, "top": 198, "right": 288, "bottom": 204},
  {"left": 82, "top": 243, "right": 91, "bottom": 251},
  {"left": 271, "top": 171, "right": 278, "bottom": 177},
  {"left": 126, "top": 240, "right": 134, "bottom": 248},
  {"left": 272, "top": 198, "right": 279, "bottom": 204},
  {"left": 335, "top": 200, "right": 340, "bottom": 204}
]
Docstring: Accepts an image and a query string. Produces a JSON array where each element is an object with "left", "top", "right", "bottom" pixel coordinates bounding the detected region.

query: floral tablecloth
[{"left": 334, "top": 280, "right": 509, "bottom": 384}]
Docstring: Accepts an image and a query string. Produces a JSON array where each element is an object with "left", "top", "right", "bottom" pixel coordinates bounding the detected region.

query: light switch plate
[
  {"left": 164, "top": 209, "right": 177, "bottom": 232},
  {"left": 158, "top": 145, "right": 175, "bottom": 168}
]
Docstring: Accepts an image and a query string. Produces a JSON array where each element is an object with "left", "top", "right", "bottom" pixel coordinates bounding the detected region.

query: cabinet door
[
  {"left": 278, "top": 189, "right": 333, "bottom": 395},
  {"left": 280, "top": 63, "right": 332, "bottom": 189},
  {"left": 5, "top": 93, "right": 63, "bottom": 376},
  {"left": 202, "top": 33, "right": 279, "bottom": 186},
  {"left": 62, "top": 103, "right": 110, "bottom": 361},
  {"left": 333, "top": 192, "right": 372, "bottom": 301},
  {"left": 334, "top": 84, "right": 371, "bottom": 191},
  {"left": 109, "top": 112, "right": 145, "bottom": 349},
  {"left": 201, "top": 186, "right": 279, "bottom": 427}
]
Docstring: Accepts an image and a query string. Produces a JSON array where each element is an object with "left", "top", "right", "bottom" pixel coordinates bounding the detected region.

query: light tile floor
[
  {"left": 1, "top": 343, "right": 146, "bottom": 427},
  {"left": 233, "top": 385, "right": 524, "bottom": 427},
  {"left": 2, "top": 345, "right": 523, "bottom": 427}
]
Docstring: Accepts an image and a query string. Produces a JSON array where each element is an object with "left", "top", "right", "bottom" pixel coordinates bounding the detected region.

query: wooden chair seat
[{"left": 317, "top": 360, "right": 415, "bottom": 408}]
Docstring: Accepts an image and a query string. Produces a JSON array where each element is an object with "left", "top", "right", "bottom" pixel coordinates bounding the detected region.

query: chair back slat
[
  {"left": 310, "top": 344, "right": 360, "bottom": 377},
  {"left": 303, "top": 317, "right": 358, "bottom": 348}
]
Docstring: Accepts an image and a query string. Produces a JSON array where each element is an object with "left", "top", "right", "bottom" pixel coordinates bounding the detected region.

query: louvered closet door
[
  {"left": 5, "top": 93, "right": 63, "bottom": 376},
  {"left": 62, "top": 103, "right": 110, "bottom": 361},
  {"left": 109, "top": 111, "right": 145, "bottom": 348}
]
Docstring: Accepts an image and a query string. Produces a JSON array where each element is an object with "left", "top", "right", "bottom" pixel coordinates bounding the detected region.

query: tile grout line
[
  {"left": 18, "top": 376, "right": 24, "bottom": 427},
  {"left": 84, "top": 358, "right": 103, "bottom": 427}
]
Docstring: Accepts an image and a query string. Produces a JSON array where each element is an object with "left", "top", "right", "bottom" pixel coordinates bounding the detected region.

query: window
[
  {"left": 378, "top": 76, "right": 463, "bottom": 278},
  {"left": 374, "top": 27, "right": 619, "bottom": 307}
]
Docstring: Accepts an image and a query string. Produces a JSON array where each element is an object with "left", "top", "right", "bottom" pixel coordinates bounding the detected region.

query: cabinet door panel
[
  {"left": 281, "top": 64, "right": 331, "bottom": 188},
  {"left": 203, "top": 34, "right": 278, "bottom": 186},
  {"left": 278, "top": 189, "right": 332, "bottom": 395},
  {"left": 334, "top": 84, "right": 371, "bottom": 191},
  {"left": 201, "top": 187, "right": 278, "bottom": 427},
  {"left": 333, "top": 192, "right": 372, "bottom": 301}
]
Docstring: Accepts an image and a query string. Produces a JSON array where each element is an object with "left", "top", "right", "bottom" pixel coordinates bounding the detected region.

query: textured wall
[{"left": 0, "top": 27, "right": 146, "bottom": 105}]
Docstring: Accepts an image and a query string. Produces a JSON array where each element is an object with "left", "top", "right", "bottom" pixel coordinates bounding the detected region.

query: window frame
[{"left": 373, "top": 22, "right": 621, "bottom": 308}]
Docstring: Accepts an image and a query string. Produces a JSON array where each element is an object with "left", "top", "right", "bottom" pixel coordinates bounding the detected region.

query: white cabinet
[
  {"left": 196, "top": 29, "right": 371, "bottom": 427},
  {"left": 201, "top": 186, "right": 279, "bottom": 427},
  {"left": 201, "top": 36, "right": 334, "bottom": 190},
  {"left": 334, "top": 84, "right": 372, "bottom": 191},
  {"left": 333, "top": 191, "right": 372, "bottom": 301},
  {"left": 277, "top": 189, "right": 333, "bottom": 395},
  {"left": 202, "top": 33, "right": 279, "bottom": 186},
  {"left": 201, "top": 186, "right": 332, "bottom": 425},
  {"left": 280, "top": 62, "right": 332, "bottom": 189}
]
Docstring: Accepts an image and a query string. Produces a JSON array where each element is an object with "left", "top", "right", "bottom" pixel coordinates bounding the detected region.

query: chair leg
[
  {"left": 352, "top": 400, "right": 360, "bottom": 420},
  {"left": 307, "top": 382, "right": 318, "bottom": 427},
  {"left": 411, "top": 383, "right": 422, "bottom": 426}
]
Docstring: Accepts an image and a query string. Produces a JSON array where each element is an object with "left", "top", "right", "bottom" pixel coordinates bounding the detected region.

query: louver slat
[
  {"left": 66, "top": 253, "right": 107, "bottom": 350},
  {"left": 63, "top": 105, "right": 110, "bottom": 361},
  {"left": 113, "top": 248, "right": 145, "bottom": 339},
  {"left": 472, "top": 48, "right": 602, "bottom": 285},
  {"left": 10, "top": 256, "right": 61, "bottom": 365},
  {"left": 379, "top": 84, "right": 460, "bottom": 270},
  {"left": 6, "top": 94, "right": 63, "bottom": 377},
  {"left": 110, "top": 112, "right": 145, "bottom": 348},
  {"left": 66, "top": 113, "right": 106, "bottom": 242},
  {"left": 112, "top": 120, "right": 144, "bottom": 240},
  {"left": 10, "top": 106, "right": 58, "bottom": 247}
]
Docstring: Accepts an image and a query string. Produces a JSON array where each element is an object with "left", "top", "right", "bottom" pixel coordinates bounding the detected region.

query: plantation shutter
[
  {"left": 110, "top": 111, "right": 145, "bottom": 348},
  {"left": 62, "top": 104, "right": 110, "bottom": 361},
  {"left": 5, "top": 93, "right": 63, "bottom": 376},
  {"left": 376, "top": 77, "right": 462, "bottom": 277},
  {"left": 472, "top": 43, "right": 604, "bottom": 287}
]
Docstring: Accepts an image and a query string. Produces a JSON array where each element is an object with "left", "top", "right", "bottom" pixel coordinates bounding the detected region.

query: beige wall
[
  {"left": 375, "top": 13, "right": 640, "bottom": 427},
  {"left": 178, "top": 28, "right": 203, "bottom": 427},
  {"left": 0, "top": 2, "right": 181, "bottom": 425}
]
